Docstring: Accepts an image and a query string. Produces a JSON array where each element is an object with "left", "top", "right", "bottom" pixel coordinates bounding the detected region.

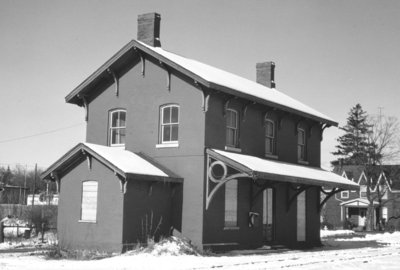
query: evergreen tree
[{"left": 332, "top": 104, "right": 374, "bottom": 165}]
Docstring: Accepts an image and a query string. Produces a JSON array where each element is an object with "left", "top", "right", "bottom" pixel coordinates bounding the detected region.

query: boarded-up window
[
  {"left": 224, "top": 180, "right": 238, "bottom": 227},
  {"left": 81, "top": 181, "right": 98, "bottom": 222},
  {"left": 297, "top": 191, "right": 306, "bottom": 241}
]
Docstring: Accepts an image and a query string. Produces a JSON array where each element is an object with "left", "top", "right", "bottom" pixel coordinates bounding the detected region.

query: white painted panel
[
  {"left": 224, "top": 180, "right": 238, "bottom": 227},
  {"left": 297, "top": 191, "right": 306, "bottom": 242}
]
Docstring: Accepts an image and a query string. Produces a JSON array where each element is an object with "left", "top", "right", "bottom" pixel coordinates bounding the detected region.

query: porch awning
[
  {"left": 340, "top": 198, "right": 378, "bottom": 207},
  {"left": 207, "top": 149, "right": 359, "bottom": 190},
  {"left": 41, "top": 143, "right": 182, "bottom": 182}
]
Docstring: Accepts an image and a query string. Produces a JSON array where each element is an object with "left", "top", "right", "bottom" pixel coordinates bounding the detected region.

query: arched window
[
  {"left": 109, "top": 109, "right": 126, "bottom": 146},
  {"left": 265, "top": 118, "right": 276, "bottom": 155},
  {"left": 80, "top": 181, "right": 98, "bottom": 222},
  {"left": 226, "top": 109, "right": 239, "bottom": 148},
  {"left": 160, "top": 104, "right": 179, "bottom": 144}
]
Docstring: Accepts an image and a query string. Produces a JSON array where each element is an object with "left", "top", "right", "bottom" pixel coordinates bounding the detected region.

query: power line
[{"left": 0, "top": 123, "right": 84, "bottom": 144}]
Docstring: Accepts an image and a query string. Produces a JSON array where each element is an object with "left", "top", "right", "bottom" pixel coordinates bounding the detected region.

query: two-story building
[
  {"left": 324, "top": 165, "right": 400, "bottom": 230},
  {"left": 41, "top": 13, "right": 358, "bottom": 252}
]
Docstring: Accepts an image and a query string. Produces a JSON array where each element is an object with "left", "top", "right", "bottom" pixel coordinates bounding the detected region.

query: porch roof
[
  {"left": 207, "top": 149, "right": 359, "bottom": 190},
  {"left": 41, "top": 143, "right": 182, "bottom": 182},
  {"left": 340, "top": 198, "right": 378, "bottom": 207}
]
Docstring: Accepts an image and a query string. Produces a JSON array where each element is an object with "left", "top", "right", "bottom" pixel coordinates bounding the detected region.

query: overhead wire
[{"left": 0, "top": 123, "right": 84, "bottom": 144}]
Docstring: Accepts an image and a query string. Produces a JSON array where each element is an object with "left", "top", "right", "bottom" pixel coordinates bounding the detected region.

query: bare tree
[
  {"left": 368, "top": 115, "right": 400, "bottom": 165},
  {"left": 364, "top": 114, "right": 400, "bottom": 231}
]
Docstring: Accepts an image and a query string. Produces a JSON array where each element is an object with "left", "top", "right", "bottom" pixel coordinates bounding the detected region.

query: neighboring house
[
  {"left": 26, "top": 193, "right": 59, "bottom": 206},
  {"left": 41, "top": 13, "right": 358, "bottom": 252},
  {"left": 323, "top": 165, "right": 400, "bottom": 230},
  {"left": 0, "top": 185, "right": 29, "bottom": 204}
]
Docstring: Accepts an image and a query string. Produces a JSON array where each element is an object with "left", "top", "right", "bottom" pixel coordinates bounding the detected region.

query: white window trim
[
  {"left": 226, "top": 109, "right": 239, "bottom": 148},
  {"left": 109, "top": 109, "right": 126, "bottom": 147},
  {"left": 160, "top": 104, "right": 179, "bottom": 145},
  {"left": 265, "top": 119, "right": 276, "bottom": 156},
  {"left": 341, "top": 190, "right": 349, "bottom": 199}
]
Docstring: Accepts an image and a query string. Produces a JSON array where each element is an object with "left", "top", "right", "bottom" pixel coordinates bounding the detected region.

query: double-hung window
[
  {"left": 297, "top": 128, "right": 306, "bottom": 161},
  {"left": 80, "top": 181, "right": 98, "bottom": 222},
  {"left": 109, "top": 109, "right": 126, "bottom": 146},
  {"left": 226, "top": 109, "right": 239, "bottom": 148},
  {"left": 160, "top": 104, "right": 179, "bottom": 144},
  {"left": 265, "top": 119, "right": 276, "bottom": 156}
]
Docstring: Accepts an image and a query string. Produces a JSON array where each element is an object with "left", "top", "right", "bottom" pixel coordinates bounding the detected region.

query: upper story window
[
  {"left": 226, "top": 109, "right": 239, "bottom": 148},
  {"left": 297, "top": 128, "right": 307, "bottom": 161},
  {"left": 109, "top": 109, "right": 126, "bottom": 146},
  {"left": 160, "top": 104, "right": 179, "bottom": 144},
  {"left": 80, "top": 181, "right": 98, "bottom": 222},
  {"left": 265, "top": 119, "right": 276, "bottom": 156},
  {"left": 360, "top": 185, "right": 367, "bottom": 198}
]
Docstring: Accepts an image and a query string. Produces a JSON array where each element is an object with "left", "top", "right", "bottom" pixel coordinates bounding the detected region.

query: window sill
[
  {"left": 223, "top": 226, "right": 240, "bottom": 231},
  {"left": 78, "top": 220, "right": 97, "bottom": 223},
  {"left": 265, "top": 154, "right": 278, "bottom": 159},
  {"left": 224, "top": 146, "right": 242, "bottom": 153},
  {"left": 156, "top": 143, "right": 179, "bottom": 148},
  {"left": 298, "top": 160, "right": 309, "bottom": 165},
  {"left": 110, "top": 144, "right": 125, "bottom": 148}
]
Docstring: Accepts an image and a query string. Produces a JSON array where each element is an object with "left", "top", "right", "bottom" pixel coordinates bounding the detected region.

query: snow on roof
[
  {"left": 209, "top": 149, "right": 359, "bottom": 190},
  {"left": 83, "top": 143, "right": 169, "bottom": 177},
  {"left": 138, "top": 41, "right": 336, "bottom": 125},
  {"left": 41, "top": 143, "right": 176, "bottom": 181},
  {"left": 340, "top": 198, "right": 378, "bottom": 206}
]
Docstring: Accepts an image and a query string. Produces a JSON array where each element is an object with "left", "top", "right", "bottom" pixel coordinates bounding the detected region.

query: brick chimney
[
  {"left": 137, "top": 13, "right": 161, "bottom": 47},
  {"left": 256, "top": 62, "right": 275, "bottom": 88}
]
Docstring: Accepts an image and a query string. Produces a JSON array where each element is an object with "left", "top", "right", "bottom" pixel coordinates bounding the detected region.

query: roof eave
[{"left": 65, "top": 40, "right": 337, "bottom": 126}]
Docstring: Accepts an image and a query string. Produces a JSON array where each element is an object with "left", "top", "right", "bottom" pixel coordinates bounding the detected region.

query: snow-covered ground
[{"left": 1, "top": 231, "right": 400, "bottom": 269}]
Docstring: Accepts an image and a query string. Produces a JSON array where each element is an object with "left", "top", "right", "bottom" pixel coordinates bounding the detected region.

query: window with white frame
[
  {"left": 160, "top": 104, "right": 179, "bottom": 144},
  {"left": 224, "top": 180, "right": 238, "bottom": 227},
  {"left": 360, "top": 185, "right": 367, "bottom": 198},
  {"left": 80, "top": 181, "right": 98, "bottom": 222},
  {"left": 226, "top": 109, "right": 239, "bottom": 148},
  {"left": 341, "top": 190, "right": 349, "bottom": 199},
  {"left": 109, "top": 109, "right": 126, "bottom": 146},
  {"left": 265, "top": 119, "right": 276, "bottom": 155},
  {"left": 297, "top": 128, "right": 306, "bottom": 161}
]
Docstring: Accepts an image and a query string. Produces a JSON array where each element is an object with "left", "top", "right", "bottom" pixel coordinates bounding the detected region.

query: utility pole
[
  {"left": 31, "top": 164, "right": 37, "bottom": 208},
  {"left": 23, "top": 164, "right": 27, "bottom": 205}
]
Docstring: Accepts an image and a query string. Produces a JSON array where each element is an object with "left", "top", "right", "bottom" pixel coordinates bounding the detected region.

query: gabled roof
[
  {"left": 334, "top": 165, "right": 400, "bottom": 191},
  {"left": 208, "top": 149, "right": 359, "bottom": 190},
  {"left": 41, "top": 143, "right": 182, "bottom": 182},
  {"left": 65, "top": 39, "right": 337, "bottom": 126}
]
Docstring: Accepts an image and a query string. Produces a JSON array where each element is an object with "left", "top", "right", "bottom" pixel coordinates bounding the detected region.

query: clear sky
[{"left": 1, "top": 0, "right": 399, "bottom": 170}]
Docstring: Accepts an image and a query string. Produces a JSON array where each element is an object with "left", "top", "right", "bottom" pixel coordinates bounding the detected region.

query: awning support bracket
[
  {"left": 206, "top": 156, "right": 249, "bottom": 210},
  {"left": 251, "top": 181, "right": 276, "bottom": 208},
  {"left": 286, "top": 184, "right": 310, "bottom": 212},
  {"left": 319, "top": 187, "right": 343, "bottom": 212}
]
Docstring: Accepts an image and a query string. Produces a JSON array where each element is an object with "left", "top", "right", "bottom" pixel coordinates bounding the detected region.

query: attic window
[{"left": 109, "top": 109, "right": 126, "bottom": 147}]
